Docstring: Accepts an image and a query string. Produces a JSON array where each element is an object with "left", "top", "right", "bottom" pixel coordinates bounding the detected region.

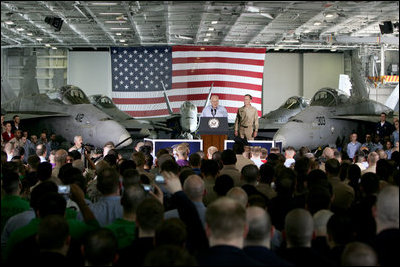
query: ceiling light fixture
[
  {"left": 314, "top": 22, "right": 322, "bottom": 26},
  {"left": 175, "top": 35, "right": 193, "bottom": 40},
  {"left": 5, "top": 21, "right": 14, "bottom": 25},
  {"left": 36, "top": 38, "right": 43, "bottom": 41},
  {"left": 45, "top": 44, "right": 51, "bottom": 47},
  {"left": 324, "top": 13, "right": 334, "bottom": 18},
  {"left": 99, "top": 12, "right": 123, "bottom": 15},
  {"left": 119, "top": 39, "right": 126, "bottom": 42},
  {"left": 16, "top": 28, "right": 25, "bottom": 31},
  {"left": 110, "top": 27, "right": 131, "bottom": 30},
  {"left": 26, "top": 33, "right": 33, "bottom": 36},
  {"left": 211, "top": 21, "right": 218, "bottom": 24},
  {"left": 116, "top": 32, "right": 122, "bottom": 36},
  {"left": 105, "top": 21, "right": 127, "bottom": 24},
  {"left": 91, "top": 2, "right": 118, "bottom": 6},
  {"left": 52, "top": 47, "right": 57, "bottom": 50},
  {"left": 204, "top": 38, "right": 209, "bottom": 42},
  {"left": 206, "top": 33, "right": 211, "bottom": 37},
  {"left": 208, "top": 27, "right": 214, "bottom": 31}
]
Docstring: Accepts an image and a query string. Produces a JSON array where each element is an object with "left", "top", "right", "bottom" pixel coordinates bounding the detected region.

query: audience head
[
  {"left": 37, "top": 215, "right": 70, "bottom": 255},
  {"left": 313, "top": 209, "right": 334, "bottom": 236},
  {"left": 121, "top": 185, "right": 146, "bottom": 214},
  {"left": 226, "top": 187, "right": 248, "bottom": 208},
  {"left": 341, "top": 242, "right": 378, "bottom": 266},
  {"left": 82, "top": 228, "right": 118, "bottom": 266},
  {"left": 325, "top": 158, "right": 340, "bottom": 177},
  {"left": 284, "top": 208, "right": 314, "bottom": 248},
  {"left": 221, "top": 149, "right": 237, "bottom": 165},
  {"left": 205, "top": 197, "right": 247, "bottom": 247},
  {"left": 189, "top": 153, "right": 201, "bottom": 168},
  {"left": 241, "top": 164, "right": 259, "bottom": 185},
  {"left": 136, "top": 198, "right": 164, "bottom": 234},
  {"left": 367, "top": 152, "right": 379, "bottom": 166},
  {"left": 183, "top": 175, "right": 204, "bottom": 202},
  {"left": 160, "top": 159, "right": 180, "bottom": 175},
  {"left": 213, "top": 174, "right": 234, "bottom": 197},
  {"left": 96, "top": 167, "right": 120, "bottom": 195},
  {"left": 207, "top": 146, "right": 218, "bottom": 159},
  {"left": 245, "top": 206, "right": 272, "bottom": 247},
  {"left": 155, "top": 218, "right": 187, "bottom": 248},
  {"left": 200, "top": 159, "right": 219, "bottom": 178},
  {"left": 143, "top": 245, "right": 196, "bottom": 266},
  {"left": 2, "top": 171, "right": 21, "bottom": 195},
  {"left": 37, "top": 162, "right": 53, "bottom": 182},
  {"left": 374, "top": 185, "right": 399, "bottom": 232},
  {"left": 259, "top": 162, "right": 274, "bottom": 184}
]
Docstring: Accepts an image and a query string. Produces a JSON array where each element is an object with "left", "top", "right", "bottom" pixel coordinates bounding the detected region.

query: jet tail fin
[
  {"left": 385, "top": 84, "right": 399, "bottom": 112},
  {"left": 161, "top": 81, "right": 174, "bottom": 115},
  {"left": 338, "top": 74, "right": 352, "bottom": 96},
  {"left": 350, "top": 51, "right": 369, "bottom": 99},
  {"left": 19, "top": 55, "right": 40, "bottom": 97},
  {"left": 203, "top": 82, "right": 214, "bottom": 110},
  {"left": 1, "top": 77, "right": 17, "bottom": 105}
]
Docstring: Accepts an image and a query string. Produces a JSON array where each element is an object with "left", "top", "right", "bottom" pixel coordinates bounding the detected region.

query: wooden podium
[{"left": 198, "top": 117, "right": 229, "bottom": 158}]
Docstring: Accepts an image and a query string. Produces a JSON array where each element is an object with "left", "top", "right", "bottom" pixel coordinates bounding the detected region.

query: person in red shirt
[{"left": 2, "top": 122, "right": 14, "bottom": 142}]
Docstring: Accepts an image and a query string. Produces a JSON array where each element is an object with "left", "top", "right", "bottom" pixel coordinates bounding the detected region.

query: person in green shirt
[
  {"left": 1, "top": 172, "right": 30, "bottom": 233},
  {"left": 106, "top": 184, "right": 146, "bottom": 250},
  {"left": 4, "top": 183, "right": 99, "bottom": 265}
]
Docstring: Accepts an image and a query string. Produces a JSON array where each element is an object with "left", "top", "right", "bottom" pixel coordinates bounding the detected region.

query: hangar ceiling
[{"left": 1, "top": 1, "right": 399, "bottom": 51}]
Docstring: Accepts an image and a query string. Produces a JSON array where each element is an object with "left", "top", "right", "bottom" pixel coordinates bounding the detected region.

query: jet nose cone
[
  {"left": 96, "top": 120, "right": 132, "bottom": 148},
  {"left": 118, "top": 132, "right": 132, "bottom": 147}
]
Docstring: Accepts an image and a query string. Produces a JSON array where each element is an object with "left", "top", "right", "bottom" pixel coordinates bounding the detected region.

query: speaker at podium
[{"left": 198, "top": 117, "right": 229, "bottom": 156}]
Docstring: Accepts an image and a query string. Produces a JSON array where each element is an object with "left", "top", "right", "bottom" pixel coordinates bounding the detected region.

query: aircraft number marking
[
  {"left": 75, "top": 113, "right": 84, "bottom": 122},
  {"left": 316, "top": 116, "right": 326, "bottom": 125}
]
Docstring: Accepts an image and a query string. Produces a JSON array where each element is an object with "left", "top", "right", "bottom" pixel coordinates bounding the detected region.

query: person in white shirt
[
  {"left": 347, "top": 133, "right": 361, "bottom": 160},
  {"left": 250, "top": 146, "right": 263, "bottom": 168},
  {"left": 284, "top": 146, "right": 296, "bottom": 168},
  {"left": 201, "top": 95, "right": 228, "bottom": 118}
]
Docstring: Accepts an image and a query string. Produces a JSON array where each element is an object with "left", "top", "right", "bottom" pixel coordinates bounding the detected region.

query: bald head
[
  {"left": 285, "top": 208, "right": 314, "bottom": 248},
  {"left": 55, "top": 149, "right": 68, "bottom": 165},
  {"left": 183, "top": 174, "right": 205, "bottom": 202},
  {"left": 322, "top": 147, "right": 334, "bottom": 160},
  {"left": 205, "top": 197, "right": 247, "bottom": 244},
  {"left": 245, "top": 206, "right": 271, "bottom": 247},
  {"left": 210, "top": 95, "right": 219, "bottom": 109},
  {"left": 341, "top": 242, "right": 378, "bottom": 266},
  {"left": 226, "top": 187, "right": 248, "bottom": 208},
  {"left": 367, "top": 152, "right": 379, "bottom": 166},
  {"left": 375, "top": 185, "right": 399, "bottom": 232}
]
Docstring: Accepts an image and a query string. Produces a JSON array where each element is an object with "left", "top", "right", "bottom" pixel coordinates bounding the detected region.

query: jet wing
[{"left": 4, "top": 111, "right": 70, "bottom": 121}]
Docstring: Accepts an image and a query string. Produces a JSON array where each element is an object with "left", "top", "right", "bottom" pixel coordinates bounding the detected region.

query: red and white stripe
[{"left": 113, "top": 46, "right": 266, "bottom": 122}]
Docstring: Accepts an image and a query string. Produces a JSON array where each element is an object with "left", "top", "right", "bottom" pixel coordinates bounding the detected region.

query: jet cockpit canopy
[
  {"left": 89, "top": 95, "right": 117, "bottom": 109},
  {"left": 279, "top": 96, "right": 310, "bottom": 110},
  {"left": 47, "top": 85, "right": 91, "bottom": 105},
  {"left": 311, "top": 88, "right": 341, "bottom": 107}
]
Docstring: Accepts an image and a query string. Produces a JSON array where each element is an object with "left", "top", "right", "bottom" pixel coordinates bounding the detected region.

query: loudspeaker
[
  {"left": 379, "top": 21, "right": 393, "bottom": 34},
  {"left": 44, "top": 16, "right": 63, "bottom": 32}
]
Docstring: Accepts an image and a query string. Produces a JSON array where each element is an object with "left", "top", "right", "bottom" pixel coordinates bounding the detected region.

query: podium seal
[{"left": 208, "top": 118, "right": 220, "bottom": 128}]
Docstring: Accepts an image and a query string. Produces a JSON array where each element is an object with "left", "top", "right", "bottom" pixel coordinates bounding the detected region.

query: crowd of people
[{"left": 1, "top": 111, "right": 399, "bottom": 266}]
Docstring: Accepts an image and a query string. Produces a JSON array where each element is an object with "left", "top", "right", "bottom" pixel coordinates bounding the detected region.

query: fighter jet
[
  {"left": 257, "top": 96, "right": 310, "bottom": 139},
  {"left": 160, "top": 81, "right": 213, "bottom": 139},
  {"left": 88, "top": 93, "right": 173, "bottom": 138},
  {"left": 1, "top": 56, "right": 132, "bottom": 149},
  {"left": 273, "top": 52, "right": 398, "bottom": 150}
]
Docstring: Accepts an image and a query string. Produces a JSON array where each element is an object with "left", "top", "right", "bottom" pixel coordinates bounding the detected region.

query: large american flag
[{"left": 111, "top": 46, "right": 266, "bottom": 123}]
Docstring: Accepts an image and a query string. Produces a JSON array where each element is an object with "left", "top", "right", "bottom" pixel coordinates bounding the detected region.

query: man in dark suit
[
  {"left": 376, "top": 112, "right": 393, "bottom": 144},
  {"left": 198, "top": 197, "right": 263, "bottom": 266}
]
